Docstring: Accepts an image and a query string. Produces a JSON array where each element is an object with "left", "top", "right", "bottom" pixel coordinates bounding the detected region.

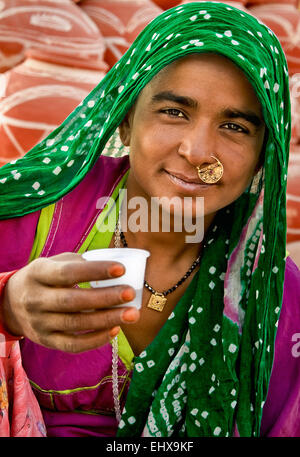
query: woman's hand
[{"left": 1, "top": 253, "right": 139, "bottom": 353}]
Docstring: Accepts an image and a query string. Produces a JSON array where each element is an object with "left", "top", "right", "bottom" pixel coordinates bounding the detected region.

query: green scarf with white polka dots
[{"left": 0, "top": 2, "right": 290, "bottom": 437}]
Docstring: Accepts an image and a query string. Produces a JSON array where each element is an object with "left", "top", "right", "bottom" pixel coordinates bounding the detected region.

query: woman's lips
[
  {"left": 164, "top": 169, "right": 214, "bottom": 191},
  {"left": 167, "top": 170, "right": 200, "bottom": 184}
]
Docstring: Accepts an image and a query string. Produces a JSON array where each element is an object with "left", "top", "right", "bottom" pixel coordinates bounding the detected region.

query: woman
[{"left": 0, "top": 2, "right": 299, "bottom": 437}]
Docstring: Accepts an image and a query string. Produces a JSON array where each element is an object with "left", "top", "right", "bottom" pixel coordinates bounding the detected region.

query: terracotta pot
[
  {"left": 286, "top": 149, "right": 300, "bottom": 244},
  {"left": 289, "top": 74, "right": 300, "bottom": 145},
  {"left": 151, "top": 0, "right": 181, "bottom": 8},
  {"left": 223, "top": 1, "right": 248, "bottom": 8},
  {"left": 179, "top": 0, "right": 248, "bottom": 11},
  {"left": 248, "top": 3, "right": 300, "bottom": 74},
  {"left": 286, "top": 241, "right": 300, "bottom": 269},
  {"left": 247, "top": 0, "right": 297, "bottom": 6},
  {"left": 0, "top": 0, "right": 107, "bottom": 73},
  {"left": 79, "top": 0, "right": 162, "bottom": 68},
  {"left": 0, "top": 56, "right": 105, "bottom": 166}
]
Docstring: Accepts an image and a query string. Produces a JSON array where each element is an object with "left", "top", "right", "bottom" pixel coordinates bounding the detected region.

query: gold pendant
[{"left": 147, "top": 293, "right": 167, "bottom": 312}]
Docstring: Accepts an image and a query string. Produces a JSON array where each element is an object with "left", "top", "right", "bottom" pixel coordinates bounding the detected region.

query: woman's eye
[
  {"left": 223, "top": 123, "right": 247, "bottom": 133},
  {"left": 162, "top": 108, "right": 185, "bottom": 118}
]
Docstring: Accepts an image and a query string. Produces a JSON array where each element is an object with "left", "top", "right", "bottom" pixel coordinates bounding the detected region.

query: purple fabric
[
  {"left": 0, "top": 154, "right": 300, "bottom": 436},
  {"left": 260, "top": 256, "right": 300, "bottom": 437},
  {"left": 20, "top": 339, "right": 130, "bottom": 437},
  {"left": 0, "top": 210, "right": 40, "bottom": 271}
]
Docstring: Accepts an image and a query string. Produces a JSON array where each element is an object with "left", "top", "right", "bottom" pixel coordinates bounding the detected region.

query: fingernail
[
  {"left": 109, "top": 326, "right": 120, "bottom": 338},
  {"left": 122, "top": 308, "right": 139, "bottom": 323},
  {"left": 108, "top": 264, "right": 124, "bottom": 278},
  {"left": 121, "top": 288, "right": 135, "bottom": 302}
]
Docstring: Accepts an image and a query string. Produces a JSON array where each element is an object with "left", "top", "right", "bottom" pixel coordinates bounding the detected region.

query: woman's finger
[
  {"left": 32, "top": 284, "right": 136, "bottom": 312},
  {"left": 38, "top": 328, "right": 121, "bottom": 354},
  {"left": 29, "top": 256, "right": 125, "bottom": 287},
  {"left": 39, "top": 306, "right": 139, "bottom": 334}
]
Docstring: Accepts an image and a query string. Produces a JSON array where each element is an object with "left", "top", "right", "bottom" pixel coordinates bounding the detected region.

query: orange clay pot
[
  {"left": 248, "top": 2, "right": 300, "bottom": 74},
  {"left": 80, "top": 0, "right": 162, "bottom": 68},
  {"left": 286, "top": 148, "right": 300, "bottom": 244},
  {"left": 247, "top": 0, "right": 297, "bottom": 6},
  {"left": 0, "top": 0, "right": 107, "bottom": 73},
  {"left": 151, "top": 0, "right": 181, "bottom": 9},
  {"left": 179, "top": 0, "right": 248, "bottom": 12},
  {"left": 0, "top": 56, "right": 106, "bottom": 166},
  {"left": 289, "top": 74, "right": 300, "bottom": 145}
]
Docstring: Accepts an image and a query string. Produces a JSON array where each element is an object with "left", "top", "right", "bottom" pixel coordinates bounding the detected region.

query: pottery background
[
  {"left": 80, "top": 0, "right": 162, "bottom": 68},
  {"left": 0, "top": 0, "right": 300, "bottom": 267}
]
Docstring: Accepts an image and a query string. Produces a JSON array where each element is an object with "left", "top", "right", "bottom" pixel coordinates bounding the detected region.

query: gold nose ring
[{"left": 196, "top": 156, "right": 224, "bottom": 184}]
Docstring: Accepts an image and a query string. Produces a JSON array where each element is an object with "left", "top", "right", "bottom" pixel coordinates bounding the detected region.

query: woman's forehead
[
  {"left": 150, "top": 53, "right": 250, "bottom": 86},
  {"left": 140, "top": 53, "right": 262, "bottom": 112}
]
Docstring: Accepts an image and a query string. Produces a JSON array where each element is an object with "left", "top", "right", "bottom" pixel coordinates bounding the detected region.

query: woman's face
[{"left": 120, "top": 53, "right": 266, "bottom": 219}]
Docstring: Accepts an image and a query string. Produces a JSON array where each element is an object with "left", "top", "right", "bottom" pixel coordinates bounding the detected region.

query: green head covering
[{"left": 0, "top": 2, "right": 291, "bottom": 437}]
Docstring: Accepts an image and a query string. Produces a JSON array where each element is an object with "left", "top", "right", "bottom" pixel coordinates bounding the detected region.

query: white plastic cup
[{"left": 82, "top": 248, "right": 150, "bottom": 309}]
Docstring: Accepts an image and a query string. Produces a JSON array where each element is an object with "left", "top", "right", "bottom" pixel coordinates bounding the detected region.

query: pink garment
[
  {"left": 0, "top": 334, "right": 46, "bottom": 437},
  {"left": 0, "top": 270, "right": 46, "bottom": 437}
]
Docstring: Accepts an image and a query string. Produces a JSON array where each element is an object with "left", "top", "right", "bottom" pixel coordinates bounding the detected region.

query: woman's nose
[{"left": 177, "top": 123, "right": 216, "bottom": 167}]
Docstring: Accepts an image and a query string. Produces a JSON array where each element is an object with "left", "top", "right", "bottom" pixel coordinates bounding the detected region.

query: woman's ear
[{"left": 119, "top": 111, "right": 133, "bottom": 146}]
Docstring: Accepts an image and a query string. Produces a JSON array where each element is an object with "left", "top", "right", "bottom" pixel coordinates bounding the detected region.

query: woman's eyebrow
[
  {"left": 151, "top": 92, "right": 263, "bottom": 127},
  {"left": 151, "top": 91, "right": 198, "bottom": 109},
  {"left": 222, "top": 108, "right": 263, "bottom": 128}
]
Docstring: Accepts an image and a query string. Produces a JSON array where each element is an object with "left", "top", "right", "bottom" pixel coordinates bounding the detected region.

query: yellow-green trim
[
  {"left": 28, "top": 203, "right": 55, "bottom": 262},
  {"left": 29, "top": 375, "right": 128, "bottom": 396},
  {"left": 77, "top": 171, "right": 129, "bottom": 255},
  {"left": 29, "top": 373, "right": 131, "bottom": 415},
  {"left": 114, "top": 329, "right": 134, "bottom": 372},
  {"left": 72, "top": 409, "right": 115, "bottom": 417}
]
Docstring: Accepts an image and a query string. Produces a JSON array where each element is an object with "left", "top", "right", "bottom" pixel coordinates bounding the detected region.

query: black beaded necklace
[{"left": 119, "top": 230, "right": 202, "bottom": 312}]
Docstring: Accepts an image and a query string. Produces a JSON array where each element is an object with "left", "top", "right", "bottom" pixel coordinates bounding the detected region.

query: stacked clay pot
[
  {"left": 284, "top": 77, "right": 300, "bottom": 267},
  {"left": 248, "top": 1, "right": 300, "bottom": 75},
  {"left": 0, "top": 0, "right": 107, "bottom": 165},
  {"left": 287, "top": 68, "right": 300, "bottom": 267},
  {"left": 289, "top": 73, "right": 300, "bottom": 145},
  {"left": 246, "top": 0, "right": 297, "bottom": 6},
  {"left": 79, "top": 0, "right": 162, "bottom": 68},
  {"left": 286, "top": 241, "right": 300, "bottom": 268},
  {"left": 223, "top": 1, "right": 248, "bottom": 10},
  {"left": 286, "top": 148, "right": 300, "bottom": 268},
  {"left": 151, "top": 0, "right": 180, "bottom": 8},
  {"left": 0, "top": 0, "right": 106, "bottom": 73},
  {"left": 287, "top": 150, "right": 300, "bottom": 244},
  {"left": 179, "top": 0, "right": 249, "bottom": 12},
  {"left": 0, "top": 57, "right": 105, "bottom": 167}
]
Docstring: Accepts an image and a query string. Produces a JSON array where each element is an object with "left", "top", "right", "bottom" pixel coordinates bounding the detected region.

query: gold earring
[{"left": 196, "top": 156, "right": 223, "bottom": 184}]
